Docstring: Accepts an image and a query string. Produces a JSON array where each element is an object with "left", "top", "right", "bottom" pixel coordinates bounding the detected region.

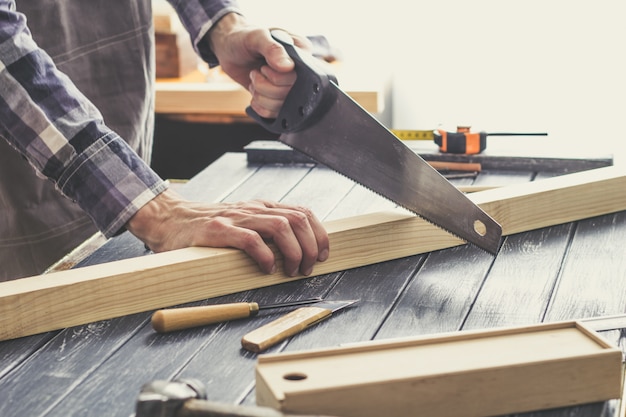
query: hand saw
[{"left": 246, "top": 30, "right": 502, "bottom": 253}]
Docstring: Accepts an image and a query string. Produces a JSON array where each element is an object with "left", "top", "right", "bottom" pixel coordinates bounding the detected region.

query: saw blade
[
  {"left": 246, "top": 30, "right": 502, "bottom": 253},
  {"left": 279, "top": 84, "right": 501, "bottom": 253}
]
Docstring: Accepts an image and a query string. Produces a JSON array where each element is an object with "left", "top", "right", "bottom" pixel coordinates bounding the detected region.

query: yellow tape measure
[{"left": 390, "top": 129, "right": 435, "bottom": 141}]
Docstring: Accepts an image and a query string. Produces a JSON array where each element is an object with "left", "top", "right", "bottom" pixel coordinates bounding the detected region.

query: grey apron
[{"left": 1, "top": 0, "right": 155, "bottom": 280}]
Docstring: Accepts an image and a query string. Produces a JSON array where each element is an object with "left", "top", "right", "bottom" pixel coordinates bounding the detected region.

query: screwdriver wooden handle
[
  {"left": 241, "top": 306, "right": 331, "bottom": 353},
  {"left": 151, "top": 302, "right": 259, "bottom": 333}
]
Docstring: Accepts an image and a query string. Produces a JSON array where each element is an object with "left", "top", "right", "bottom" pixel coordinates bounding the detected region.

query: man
[{"left": 0, "top": 0, "right": 329, "bottom": 280}]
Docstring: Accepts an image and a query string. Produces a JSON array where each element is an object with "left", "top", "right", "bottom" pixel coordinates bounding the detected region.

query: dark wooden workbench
[{"left": 1, "top": 140, "right": 624, "bottom": 417}]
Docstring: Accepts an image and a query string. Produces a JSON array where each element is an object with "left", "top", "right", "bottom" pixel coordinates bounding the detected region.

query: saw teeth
[{"left": 287, "top": 147, "right": 501, "bottom": 256}]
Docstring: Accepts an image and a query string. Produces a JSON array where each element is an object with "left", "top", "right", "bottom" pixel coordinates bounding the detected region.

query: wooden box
[{"left": 255, "top": 321, "right": 623, "bottom": 417}]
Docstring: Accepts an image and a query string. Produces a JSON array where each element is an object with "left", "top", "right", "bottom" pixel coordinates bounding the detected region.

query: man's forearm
[{"left": 0, "top": 2, "right": 167, "bottom": 237}]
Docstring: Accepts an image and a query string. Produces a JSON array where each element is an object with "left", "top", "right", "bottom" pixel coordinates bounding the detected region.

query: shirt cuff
[
  {"left": 57, "top": 131, "right": 168, "bottom": 238},
  {"left": 194, "top": 7, "right": 243, "bottom": 66}
]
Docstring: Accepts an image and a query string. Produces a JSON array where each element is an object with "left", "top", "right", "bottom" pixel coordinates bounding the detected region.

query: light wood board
[
  {"left": 1, "top": 165, "right": 626, "bottom": 341},
  {"left": 255, "top": 321, "right": 623, "bottom": 417},
  {"left": 155, "top": 81, "right": 382, "bottom": 115}
]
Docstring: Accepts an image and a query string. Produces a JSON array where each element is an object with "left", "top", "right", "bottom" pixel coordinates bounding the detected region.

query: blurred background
[{"left": 238, "top": 0, "right": 626, "bottom": 161}]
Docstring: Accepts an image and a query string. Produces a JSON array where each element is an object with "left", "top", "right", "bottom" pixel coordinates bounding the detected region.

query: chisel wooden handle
[
  {"left": 151, "top": 303, "right": 259, "bottom": 333},
  {"left": 241, "top": 307, "right": 331, "bottom": 353}
]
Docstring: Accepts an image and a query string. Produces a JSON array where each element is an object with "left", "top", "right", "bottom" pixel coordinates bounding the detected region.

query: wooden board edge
[
  {"left": 255, "top": 321, "right": 623, "bottom": 417},
  {"left": 257, "top": 320, "right": 620, "bottom": 363},
  {"left": 471, "top": 165, "right": 626, "bottom": 235},
  {"left": 1, "top": 166, "right": 625, "bottom": 341}
]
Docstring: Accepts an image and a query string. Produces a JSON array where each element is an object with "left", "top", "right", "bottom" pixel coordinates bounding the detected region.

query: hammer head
[{"left": 135, "top": 378, "right": 207, "bottom": 417}]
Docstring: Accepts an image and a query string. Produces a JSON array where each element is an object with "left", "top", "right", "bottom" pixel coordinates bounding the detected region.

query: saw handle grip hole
[
  {"left": 474, "top": 220, "right": 487, "bottom": 237},
  {"left": 283, "top": 372, "right": 308, "bottom": 381}
]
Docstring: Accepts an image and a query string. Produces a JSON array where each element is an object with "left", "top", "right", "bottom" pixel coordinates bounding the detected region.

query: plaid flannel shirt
[{"left": 0, "top": 0, "right": 240, "bottom": 237}]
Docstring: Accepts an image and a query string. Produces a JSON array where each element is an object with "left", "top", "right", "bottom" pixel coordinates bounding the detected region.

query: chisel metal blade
[
  {"left": 247, "top": 30, "right": 502, "bottom": 253},
  {"left": 580, "top": 313, "right": 626, "bottom": 332}
]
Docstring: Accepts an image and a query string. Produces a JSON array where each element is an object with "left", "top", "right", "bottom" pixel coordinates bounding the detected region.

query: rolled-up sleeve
[
  {"left": 0, "top": 1, "right": 167, "bottom": 237},
  {"left": 166, "top": 0, "right": 242, "bottom": 66}
]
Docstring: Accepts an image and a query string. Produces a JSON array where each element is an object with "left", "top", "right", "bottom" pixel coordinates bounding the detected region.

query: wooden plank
[
  {"left": 461, "top": 223, "right": 574, "bottom": 330},
  {"left": 324, "top": 182, "right": 396, "bottom": 221},
  {"left": 2, "top": 166, "right": 626, "bottom": 342},
  {"left": 373, "top": 171, "right": 568, "bottom": 334},
  {"left": 374, "top": 243, "right": 495, "bottom": 339},
  {"left": 255, "top": 322, "right": 622, "bottom": 417},
  {"left": 278, "top": 165, "right": 356, "bottom": 218},
  {"left": 155, "top": 84, "right": 383, "bottom": 115},
  {"left": 470, "top": 166, "right": 626, "bottom": 235},
  {"left": 545, "top": 211, "right": 626, "bottom": 322}
]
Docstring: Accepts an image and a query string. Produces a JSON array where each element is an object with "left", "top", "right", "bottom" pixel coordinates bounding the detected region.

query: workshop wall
[{"left": 239, "top": 0, "right": 626, "bottom": 162}]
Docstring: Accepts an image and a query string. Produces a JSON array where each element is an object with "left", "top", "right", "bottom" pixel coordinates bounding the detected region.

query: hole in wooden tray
[{"left": 283, "top": 372, "right": 308, "bottom": 381}]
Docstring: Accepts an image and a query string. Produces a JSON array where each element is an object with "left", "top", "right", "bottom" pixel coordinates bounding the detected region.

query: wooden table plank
[
  {"left": 545, "top": 211, "right": 626, "bottom": 321},
  {"left": 374, "top": 244, "right": 495, "bottom": 339},
  {"left": 373, "top": 170, "right": 533, "bottom": 339},
  {"left": 1, "top": 150, "right": 623, "bottom": 417},
  {"left": 0, "top": 333, "right": 55, "bottom": 380},
  {"left": 462, "top": 223, "right": 574, "bottom": 329},
  {"left": 279, "top": 165, "right": 356, "bottom": 218},
  {"left": 177, "top": 152, "right": 260, "bottom": 202},
  {"left": 324, "top": 182, "right": 396, "bottom": 221},
  {"left": 221, "top": 163, "right": 313, "bottom": 202},
  {"left": 0, "top": 313, "right": 152, "bottom": 417}
]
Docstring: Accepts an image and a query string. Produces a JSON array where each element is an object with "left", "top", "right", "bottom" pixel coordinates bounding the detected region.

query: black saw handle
[{"left": 245, "top": 29, "right": 337, "bottom": 134}]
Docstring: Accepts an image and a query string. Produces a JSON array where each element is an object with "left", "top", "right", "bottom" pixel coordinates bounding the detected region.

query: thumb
[{"left": 259, "top": 30, "right": 295, "bottom": 73}]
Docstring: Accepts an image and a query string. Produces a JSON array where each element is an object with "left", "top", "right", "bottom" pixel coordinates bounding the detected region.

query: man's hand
[
  {"left": 206, "top": 13, "right": 312, "bottom": 118},
  {"left": 126, "top": 190, "right": 329, "bottom": 277}
]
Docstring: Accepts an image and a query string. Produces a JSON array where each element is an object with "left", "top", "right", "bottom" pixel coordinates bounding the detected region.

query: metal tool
[
  {"left": 246, "top": 30, "right": 502, "bottom": 254},
  {"left": 151, "top": 298, "right": 323, "bottom": 333},
  {"left": 580, "top": 313, "right": 626, "bottom": 333},
  {"left": 241, "top": 300, "right": 358, "bottom": 353},
  {"left": 134, "top": 378, "right": 337, "bottom": 417},
  {"left": 392, "top": 127, "right": 548, "bottom": 154}
]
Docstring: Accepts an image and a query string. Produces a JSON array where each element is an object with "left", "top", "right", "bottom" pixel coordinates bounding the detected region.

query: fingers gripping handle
[{"left": 245, "top": 29, "right": 337, "bottom": 134}]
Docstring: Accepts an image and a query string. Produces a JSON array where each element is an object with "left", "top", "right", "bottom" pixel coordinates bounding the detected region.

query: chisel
[
  {"left": 151, "top": 298, "right": 322, "bottom": 333},
  {"left": 241, "top": 300, "right": 358, "bottom": 353}
]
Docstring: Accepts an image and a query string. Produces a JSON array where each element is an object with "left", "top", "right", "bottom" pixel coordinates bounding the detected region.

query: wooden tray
[{"left": 255, "top": 321, "right": 623, "bottom": 417}]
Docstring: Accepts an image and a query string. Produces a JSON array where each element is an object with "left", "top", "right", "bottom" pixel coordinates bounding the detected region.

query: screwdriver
[
  {"left": 392, "top": 127, "right": 548, "bottom": 155},
  {"left": 151, "top": 297, "right": 322, "bottom": 333}
]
